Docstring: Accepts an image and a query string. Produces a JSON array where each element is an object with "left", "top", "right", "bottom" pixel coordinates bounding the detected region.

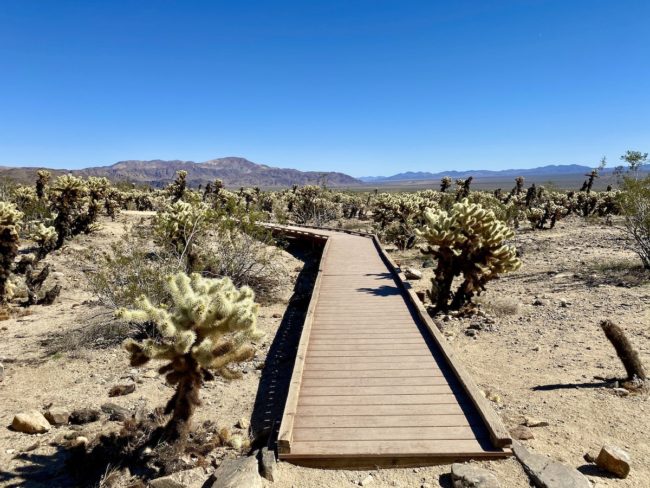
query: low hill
[{"left": 0, "top": 157, "right": 361, "bottom": 188}]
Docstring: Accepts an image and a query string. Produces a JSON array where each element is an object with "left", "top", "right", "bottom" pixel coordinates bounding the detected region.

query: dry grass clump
[{"left": 476, "top": 296, "right": 520, "bottom": 317}]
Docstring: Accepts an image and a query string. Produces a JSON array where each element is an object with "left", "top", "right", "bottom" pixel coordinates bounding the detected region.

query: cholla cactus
[
  {"left": 416, "top": 199, "right": 521, "bottom": 312},
  {"left": 0, "top": 202, "right": 23, "bottom": 303},
  {"left": 168, "top": 170, "right": 188, "bottom": 202},
  {"left": 30, "top": 223, "right": 58, "bottom": 260},
  {"left": 12, "top": 186, "right": 38, "bottom": 210},
  {"left": 118, "top": 272, "right": 262, "bottom": 441},
  {"left": 49, "top": 174, "right": 88, "bottom": 247},
  {"left": 36, "top": 170, "right": 51, "bottom": 200},
  {"left": 440, "top": 176, "right": 452, "bottom": 193}
]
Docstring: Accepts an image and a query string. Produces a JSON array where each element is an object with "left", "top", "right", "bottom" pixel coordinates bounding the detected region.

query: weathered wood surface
[{"left": 267, "top": 223, "right": 510, "bottom": 464}]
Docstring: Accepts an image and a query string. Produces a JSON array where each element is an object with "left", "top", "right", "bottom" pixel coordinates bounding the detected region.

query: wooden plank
[
  {"left": 305, "top": 363, "right": 440, "bottom": 371},
  {"left": 302, "top": 368, "right": 446, "bottom": 379},
  {"left": 301, "top": 376, "right": 449, "bottom": 387},
  {"left": 307, "top": 349, "right": 431, "bottom": 357},
  {"left": 300, "top": 385, "right": 454, "bottom": 396},
  {"left": 287, "top": 439, "right": 499, "bottom": 457},
  {"left": 297, "top": 403, "right": 468, "bottom": 416},
  {"left": 293, "top": 414, "right": 478, "bottom": 429},
  {"left": 292, "top": 426, "right": 480, "bottom": 442},
  {"left": 298, "top": 394, "right": 460, "bottom": 406}
]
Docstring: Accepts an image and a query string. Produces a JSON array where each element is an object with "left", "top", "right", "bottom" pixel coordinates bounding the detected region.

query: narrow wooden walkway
[{"left": 267, "top": 224, "right": 511, "bottom": 466}]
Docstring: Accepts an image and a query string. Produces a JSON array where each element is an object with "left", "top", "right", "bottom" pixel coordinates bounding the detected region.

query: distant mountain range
[
  {"left": 0, "top": 160, "right": 629, "bottom": 189},
  {"left": 359, "top": 164, "right": 602, "bottom": 182},
  {"left": 0, "top": 157, "right": 361, "bottom": 188}
]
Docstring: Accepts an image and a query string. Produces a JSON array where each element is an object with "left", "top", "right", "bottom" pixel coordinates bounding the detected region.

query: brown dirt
[{"left": 1, "top": 213, "right": 648, "bottom": 487}]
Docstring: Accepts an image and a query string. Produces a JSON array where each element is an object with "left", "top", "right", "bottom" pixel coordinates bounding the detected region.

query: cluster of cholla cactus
[
  {"left": 416, "top": 199, "right": 521, "bottom": 312},
  {"left": 0, "top": 202, "right": 23, "bottom": 303},
  {"left": 118, "top": 272, "right": 262, "bottom": 441},
  {"left": 154, "top": 201, "right": 214, "bottom": 271},
  {"left": 285, "top": 185, "right": 341, "bottom": 225}
]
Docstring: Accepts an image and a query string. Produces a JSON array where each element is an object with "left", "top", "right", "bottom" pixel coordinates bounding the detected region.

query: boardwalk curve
[{"left": 266, "top": 224, "right": 512, "bottom": 466}]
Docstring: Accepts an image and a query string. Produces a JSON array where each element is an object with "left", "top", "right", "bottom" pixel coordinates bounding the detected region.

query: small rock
[
  {"left": 451, "top": 463, "right": 500, "bottom": 487},
  {"left": 559, "top": 299, "right": 569, "bottom": 308},
  {"left": 524, "top": 417, "right": 549, "bottom": 428},
  {"left": 150, "top": 467, "right": 210, "bottom": 488},
  {"left": 0, "top": 362, "right": 4, "bottom": 382},
  {"left": 404, "top": 268, "right": 423, "bottom": 280},
  {"left": 595, "top": 445, "right": 630, "bottom": 479},
  {"left": 359, "top": 474, "right": 374, "bottom": 486},
  {"left": 422, "top": 259, "right": 434, "bottom": 268},
  {"left": 510, "top": 425, "right": 535, "bottom": 441},
  {"left": 101, "top": 402, "right": 130, "bottom": 421},
  {"left": 272, "top": 313, "right": 282, "bottom": 319},
  {"left": 258, "top": 447, "right": 277, "bottom": 482},
  {"left": 465, "top": 329, "right": 477, "bottom": 337},
  {"left": 69, "top": 408, "right": 100, "bottom": 425},
  {"left": 108, "top": 383, "right": 136, "bottom": 397},
  {"left": 235, "top": 418, "right": 250, "bottom": 430},
  {"left": 71, "top": 436, "right": 89, "bottom": 448},
  {"left": 211, "top": 456, "right": 262, "bottom": 488},
  {"left": 143, "top": 370, "right": 158, "bottom": 378},
  {"left": 513, "top": 442, "right": 590, "bottom": 488},
  {"left": 532, "top": 298, "right": 546, "bottom": 306},
  {"left": 11, "top": 410, "right": 51, "bottom": 434},
  {"left": 485, "top": 391, "right": 501, "bottom": 404},
  {"left": 44, "top": 407, "right": 70, "bottom": 426},
  {"left": 612, "top": 388, "right": 629, "bottom": 397},
  {"left": 532, "top": 345, "right": 541, "bottom": 352}
]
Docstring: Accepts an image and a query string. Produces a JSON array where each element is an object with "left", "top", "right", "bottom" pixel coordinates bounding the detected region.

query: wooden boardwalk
[{"left": 267, "top": 224, "right": 511, "bottom": 466}]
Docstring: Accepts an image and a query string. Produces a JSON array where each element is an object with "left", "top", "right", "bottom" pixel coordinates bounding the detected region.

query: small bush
[{"left": 617, "top": 176, "right": 650, "bottom": 269}]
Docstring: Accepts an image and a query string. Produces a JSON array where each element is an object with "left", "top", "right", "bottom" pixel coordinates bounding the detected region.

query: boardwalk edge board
[{"left": 269, "top": 222, "right": 511, "bottom": 463}]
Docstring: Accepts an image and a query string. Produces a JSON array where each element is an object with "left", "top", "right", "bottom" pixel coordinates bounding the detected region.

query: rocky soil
[{"left": 0, "top": 214, "right": 648, "bottom": 487}]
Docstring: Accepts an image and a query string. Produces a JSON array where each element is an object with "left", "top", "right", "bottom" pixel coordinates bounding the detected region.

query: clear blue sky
[{"left": 1, "top": 1, "right": 648, "bottom": 177}]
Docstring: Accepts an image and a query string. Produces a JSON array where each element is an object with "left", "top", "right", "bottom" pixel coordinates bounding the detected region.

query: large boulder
[{"left": 11, "top": 410, "right": 51, "bottom": 434}]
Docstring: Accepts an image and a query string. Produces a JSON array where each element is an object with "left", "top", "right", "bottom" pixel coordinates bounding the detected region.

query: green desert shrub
[
  {"left": 416, "top": 198, "right": 521, "bottom": 312},
  {"left": 617, "top": 176, "right": 650, "bottom": 269}
]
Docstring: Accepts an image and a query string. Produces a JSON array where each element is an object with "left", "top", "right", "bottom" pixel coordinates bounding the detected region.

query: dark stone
[{"left": 69, "top": 408, "right": 101, "bottom": 425}]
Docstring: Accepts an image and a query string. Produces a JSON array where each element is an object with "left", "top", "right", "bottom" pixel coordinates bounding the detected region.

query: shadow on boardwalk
[{"left": 250, "top": 238, "right": 324, "bottom": 451}]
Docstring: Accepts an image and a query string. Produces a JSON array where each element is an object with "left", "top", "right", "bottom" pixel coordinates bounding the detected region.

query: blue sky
[{"left": 1, "top": 1, "right": 648, "bottom": 177}]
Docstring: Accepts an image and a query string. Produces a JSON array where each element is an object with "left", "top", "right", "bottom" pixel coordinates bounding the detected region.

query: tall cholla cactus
[
  {"left": 117, "top": 272, "right": 262, "bottom": 441},
  {"left": 168, "top": 170, "right": 188, "bottom": 202},
  {"left": 416, "top": 199, "right": 521, "bottom": 312},
  {"left": 49, "top": 174, "right": 88, "bottom": 248},
  {"left": 36, "top": 170, "right": 51, "bottom": 200},
  {"left": 0, "top": 202, "right": 23, "bottom": 303}
]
